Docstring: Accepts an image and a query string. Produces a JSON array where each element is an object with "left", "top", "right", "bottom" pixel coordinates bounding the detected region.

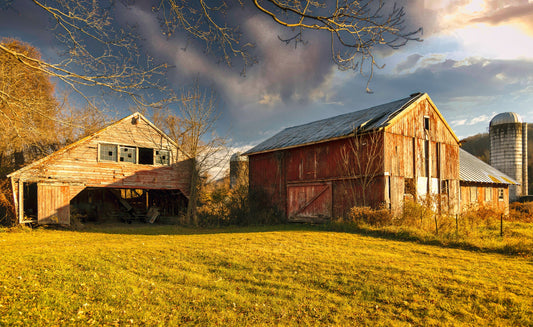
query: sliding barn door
[{"left": 287, "top": 183, "right": 332, "bottom": 222}]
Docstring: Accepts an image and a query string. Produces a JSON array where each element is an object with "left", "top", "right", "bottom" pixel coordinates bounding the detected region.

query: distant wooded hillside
[{"left": 460, "top": 125, "right": 533, "bottom": 195}]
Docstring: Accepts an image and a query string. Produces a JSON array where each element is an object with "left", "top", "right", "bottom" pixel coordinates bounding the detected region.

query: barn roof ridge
[
  {"left": 244, "top": 92, "right": 425, "bottom": 155},
  {"left": 8, "top": 112, "right": 183, "bottom": 178}
]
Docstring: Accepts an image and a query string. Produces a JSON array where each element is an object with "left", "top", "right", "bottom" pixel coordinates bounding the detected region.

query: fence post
[
  {"left": 455, "top": 214, "right": 458, "bottom": 236},
  {"left": 500, "top": 214, "right": 503, "bottom": 237}
]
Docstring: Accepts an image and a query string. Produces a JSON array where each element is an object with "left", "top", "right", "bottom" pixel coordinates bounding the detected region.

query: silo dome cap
[{"left": 490, "top": 112, "right": 523, "bottom": 126}]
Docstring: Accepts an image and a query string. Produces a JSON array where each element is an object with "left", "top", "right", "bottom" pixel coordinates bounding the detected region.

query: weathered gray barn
[{"left": 8, "top": 112, "right": 191, "bottom": 225}]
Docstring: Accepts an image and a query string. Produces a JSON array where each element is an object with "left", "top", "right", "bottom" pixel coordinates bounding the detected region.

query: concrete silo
[
  {"left": 489, "top": 112, "right": 528, "bottom": 201},
  {"left": 230, "top": 153, "right": 248, "bottom": 189}
]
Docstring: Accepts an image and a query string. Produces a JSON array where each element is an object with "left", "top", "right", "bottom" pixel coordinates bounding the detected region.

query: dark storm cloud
[{"left": 395, "top": 54, "right": 423, "bottom": 73}]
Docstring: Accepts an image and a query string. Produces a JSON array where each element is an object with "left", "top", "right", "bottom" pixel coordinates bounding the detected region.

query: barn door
[
  {"left": 287, "top": 183, "right": 332, "bottom": 222},
  {"left": 37, "top": 183, "right": 70, "bottom": 225}
]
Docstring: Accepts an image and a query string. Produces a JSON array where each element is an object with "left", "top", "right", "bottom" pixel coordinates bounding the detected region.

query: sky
[{"left": 1, "top": 0, "right": 533, "bottom": 156}]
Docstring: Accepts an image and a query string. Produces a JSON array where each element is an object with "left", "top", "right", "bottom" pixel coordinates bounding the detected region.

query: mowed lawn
[{"left": 1, "top": 224, "right": 532, "bottom": 326}]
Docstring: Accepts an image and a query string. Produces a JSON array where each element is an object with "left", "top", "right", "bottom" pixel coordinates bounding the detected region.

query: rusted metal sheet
[
  {"left": 38, "top": 183, "right": 70, "bottom": 224},
  {"left": 287, "top": 183, "right": 332, "bottom": 221}
]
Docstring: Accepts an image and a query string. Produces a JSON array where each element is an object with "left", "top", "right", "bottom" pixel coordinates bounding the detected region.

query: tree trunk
[
  {"left": 14, "top": 150, "right": 25, "bottom": 168},
  {"left": 186, "top": 158, "right": 199, "bottom": 226}
]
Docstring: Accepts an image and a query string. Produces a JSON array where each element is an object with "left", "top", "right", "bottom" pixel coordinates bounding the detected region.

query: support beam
[{"left": 18, "top": 179, "right": 24, "bottom": 224}]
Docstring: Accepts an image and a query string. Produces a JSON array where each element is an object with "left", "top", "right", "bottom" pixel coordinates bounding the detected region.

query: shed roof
[
  {"left": 459, "top": 149, "right": 517, "bottom": 185},
  {"left": 245, "top": 92, "right": 456, "bottom": 155}
]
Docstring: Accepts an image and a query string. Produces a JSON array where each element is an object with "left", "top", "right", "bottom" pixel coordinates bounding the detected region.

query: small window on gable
[
  {"left": 424, "top": 116, "right": 430, "bottom": 131},
  {"left": 119, "top": 146, "right": 136, "bottom": 163},
  {"left": 498, "top": 188, "right": 504, "bottom": 201},
  {"left": 100, "top": 144, "right": 117, "bottom": 161},
  {"left": 155, "top": 149, "right": 170, "bottom": 165},
  {"left": 138, "top": 148, "right": 154, "bottom": 165}
]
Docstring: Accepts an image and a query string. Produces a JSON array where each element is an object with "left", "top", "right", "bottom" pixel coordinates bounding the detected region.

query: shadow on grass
[
  {"left": 30, "top": 221, "right": 316, "bottom": 236},
  {"left": 16, "top": 221, "right": 532, "bottom": 259}
]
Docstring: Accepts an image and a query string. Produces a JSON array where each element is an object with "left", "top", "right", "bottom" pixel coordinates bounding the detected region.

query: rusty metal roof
[
  {"left": 245, "top": 93, "right": 424, "bottom": 155},
  {"left": 459, "top": 149, "right": 518, "bottom": 185}
]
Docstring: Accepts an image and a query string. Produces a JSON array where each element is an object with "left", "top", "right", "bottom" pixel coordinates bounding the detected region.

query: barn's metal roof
[
  {"left": 459, "top": 149, "right": 518, "bottom": 185},
  {"left": 245, "top": 93, "right": 424, "bottom": 155}
]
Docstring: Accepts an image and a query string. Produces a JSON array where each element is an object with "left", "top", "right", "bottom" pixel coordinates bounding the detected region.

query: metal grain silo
[{"left": 489, "top": 112, "right": 528, "bottom": 201}]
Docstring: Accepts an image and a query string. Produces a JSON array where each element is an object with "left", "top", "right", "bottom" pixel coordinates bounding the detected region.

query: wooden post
[
  {"left": 500, "top": 214, "right": 503, "bottom": 237},
  {"left": 18, "top": 179, "right": 24, "bottom": 224},
  {"left": 455, "top": 214, "right": 458, "bottom": 235}
]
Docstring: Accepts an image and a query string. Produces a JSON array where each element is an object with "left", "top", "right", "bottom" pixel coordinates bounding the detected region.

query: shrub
[
  {"left": 346, "top": 206, "right": 393, "bottom": 227},
  {"left": 0, "top": 179, "right": 16, "bottom": 226},
  {"left": 509, "top": 202, "right": 533, "bottom": 223},
  {"left": 197, "top": 184, "right": 285, "bottom": 227}
]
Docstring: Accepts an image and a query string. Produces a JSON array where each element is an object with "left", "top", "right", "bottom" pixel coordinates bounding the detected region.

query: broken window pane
[
  {"left": 155, "top": 149, "right": 170, "bottom": 165},
  {"left": 100, "top": 144, "right": 117, "bottom": 161},
  {"left": 139, "top": 148, "right": 154, "bottom": 165},
  {"left": 119, "top": 146, "right": 136, "bottom": 163}
]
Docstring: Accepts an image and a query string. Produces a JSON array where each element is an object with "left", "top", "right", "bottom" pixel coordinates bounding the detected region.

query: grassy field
[{"left": 1, "top": 224, "right": 532, "bottom": 326}]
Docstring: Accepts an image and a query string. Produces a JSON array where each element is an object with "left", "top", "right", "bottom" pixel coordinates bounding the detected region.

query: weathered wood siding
[
  {"left": 460, "top": 183, "right": 509, "bottom": 215},
  {"left": 37, "top": 183, "right": 70, "bottom": 224},
  {"left": 12, "top": 116, "right": 190, "bottom": 192},
  {"left": 384, "top": 98, "right": 460, "bottom": 214}
]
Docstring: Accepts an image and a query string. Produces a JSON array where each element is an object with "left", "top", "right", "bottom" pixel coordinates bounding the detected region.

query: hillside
[
  {"left": 460, "top": 125, "right": 533, "bottom": 194},
  {"left": 1, "top": 224, "right": 532, "bottom": 325}
]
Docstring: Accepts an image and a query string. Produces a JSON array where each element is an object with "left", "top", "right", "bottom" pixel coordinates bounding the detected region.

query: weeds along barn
[
  {"left": 245, "top": 93, "right": 516, "bottom": 222},
  {"left": 8, "top": 113, "right": 191, "bottom": 225}
]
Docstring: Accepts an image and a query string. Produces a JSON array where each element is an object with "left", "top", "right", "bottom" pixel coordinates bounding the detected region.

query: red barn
[
  {"left": 8, "top": 112, "right": 191, "bottom": 225},
  {"left": 245, "top": 93, "right": 462, "bottom": 221}
]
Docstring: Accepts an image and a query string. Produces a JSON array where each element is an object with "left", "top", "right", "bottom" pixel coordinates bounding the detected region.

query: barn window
[
  {"left": 155, "top": 149, "right": 170, "bottom": 165},
  {"left": 138, "top": 148, "right": 154, "bottom": 165},
  {"left": 441, "top": 180, "right": 449, "bottom": 195},
  {"left": 99, "top": 144, "right": 117, "bottom": 161},
  {"left": 485, "top": 188, "right": 492, "bottom": 202},
  {"left": 424, "top": 116, "right": 430, "bottom": 131},
  {"left": 470, "top": 186, "right": 478, "bottom": 203},
  {"left": 119, "top": 146, "right": 136, "bottom": 163},
  {"left": 498, "top": 188, "right": 504, "bottom": 201}
]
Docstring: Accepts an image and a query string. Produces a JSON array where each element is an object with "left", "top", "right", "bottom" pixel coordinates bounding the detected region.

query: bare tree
[
  {"left": 1, "top": 0, "right": 421, "bottom": 108},
  {"left": 340, "top": 128, "right": 383, "bottom": 207},
  {"left": 155, "top": 84, "right": 227, "bottom": 226}
]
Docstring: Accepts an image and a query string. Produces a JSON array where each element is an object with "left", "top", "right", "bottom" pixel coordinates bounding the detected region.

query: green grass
[{"left": 1, "top": 224, "right": 532, "bottom": 326}]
